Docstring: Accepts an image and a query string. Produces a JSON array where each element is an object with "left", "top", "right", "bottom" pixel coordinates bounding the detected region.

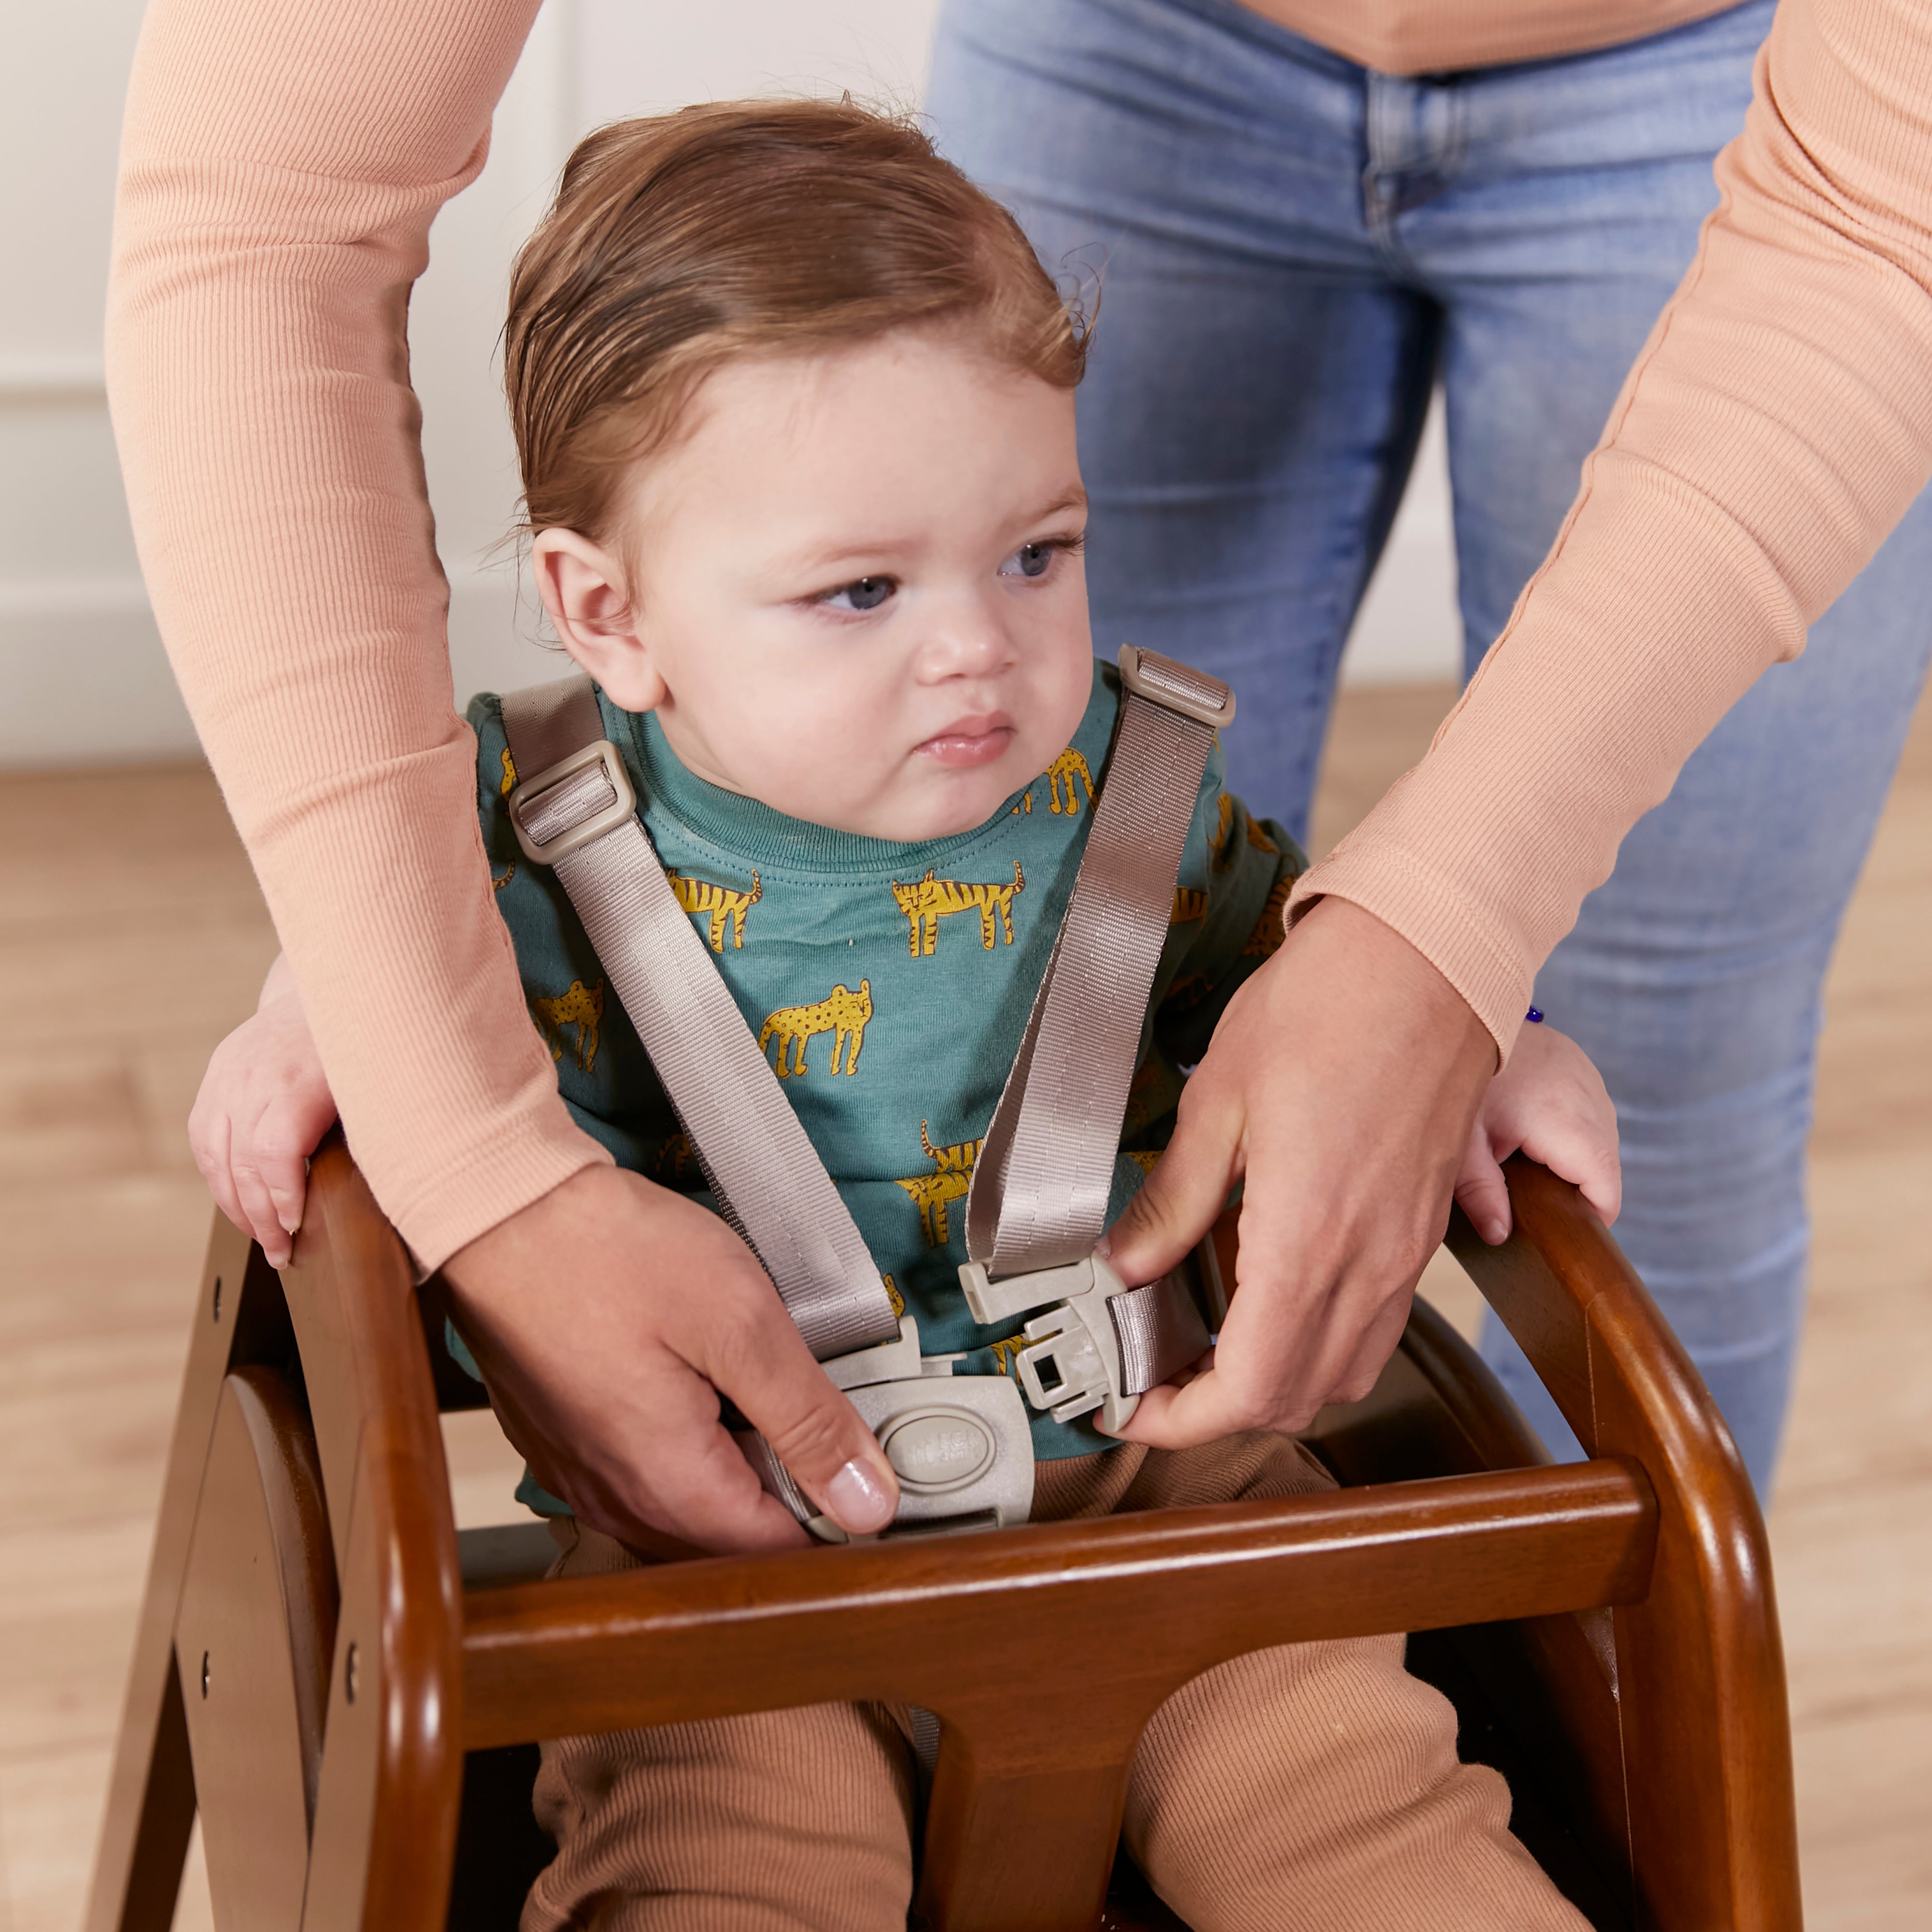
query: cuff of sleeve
[
  {"left": 371, "top": 1096, "right": 615, "bottom": 1278},
  {"left": 1287, "top": 844, "right": 1530, "bottom": 1065}
]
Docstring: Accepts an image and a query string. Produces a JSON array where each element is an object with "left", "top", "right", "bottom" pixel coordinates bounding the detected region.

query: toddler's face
[{"left": 531, "top": 328, "right": 1095, "bottom": 842}]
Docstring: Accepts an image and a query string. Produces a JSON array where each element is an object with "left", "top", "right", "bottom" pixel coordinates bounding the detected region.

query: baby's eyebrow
[
  {"left": 1016, "top": 487, "right": 1090, "bottom": 527},
  {"left": 777, "top": 487, "right": 1091, "bottom": 581}
]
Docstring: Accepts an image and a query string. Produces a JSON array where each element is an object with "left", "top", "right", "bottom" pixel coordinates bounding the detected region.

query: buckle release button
[{"left": 880, "top": 1408, "right": 998, "bottom": 1494}]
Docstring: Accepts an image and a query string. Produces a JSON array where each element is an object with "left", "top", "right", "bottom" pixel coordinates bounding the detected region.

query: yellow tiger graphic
[
  {"left": 893, "top": 1121, "right": 983, "bottom": 1247},
  {"left": 654, "top": 1133, "right": 696, "bottom": 1184},
  {"left": 1046, "top": 746, "right": 1094, "bottom": 816},
  {"left": 1244, "top": 878, "right": 1294, "bottom": 959},
  {"left": 891, "top": 860, "right": 1024, "bottom": 958},
  {"left": 759, "top": 980, "right": 872, "bottom": 1077},
  {"left": 988, "top": 1333, "right": 1032, "bottom": 1378},
  {"left": 667, "top": 868, "right": 762, "bottom": 952},
  {"left": 1170, "top": 887, "right": 1208, "bottom": 924},
  {"left": 530, "top": 978, "right": 603, "bottom": 1074},
  {"left": 1209, "top": 792, "right": 1236, "bottom": 870}
]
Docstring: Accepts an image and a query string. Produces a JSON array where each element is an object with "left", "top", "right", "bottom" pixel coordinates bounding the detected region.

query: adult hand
[
  {"left": 1101, "top": 896, "right": 1497, "bottom": 1446},
  {"left": 440, "top": 1165, "right": 900, "bottom": 1556}
]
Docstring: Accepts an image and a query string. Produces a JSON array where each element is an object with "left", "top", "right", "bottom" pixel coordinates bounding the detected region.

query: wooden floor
[{"left": 2, "top": 685, "right": 1926, "bottom": 1930}]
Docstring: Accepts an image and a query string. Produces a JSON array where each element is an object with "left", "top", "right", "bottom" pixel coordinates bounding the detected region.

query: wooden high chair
[{"left": 84, "top": 1136, "right": 1801, "bottom": 1932}]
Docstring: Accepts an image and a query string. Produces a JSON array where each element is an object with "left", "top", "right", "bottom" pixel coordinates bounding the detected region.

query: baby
[{"left": 193, "top": 100, "right": 1613, "bottom": 1932}]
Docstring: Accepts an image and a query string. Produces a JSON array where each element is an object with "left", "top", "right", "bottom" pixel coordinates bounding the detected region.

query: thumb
[
  {"left": 719, "top": 1325, "right": 901, "bottom": 1538},
  {"left": 1453, "top": 1116, "right": 1512, "bottom": 1246},
  {"left": 1102, "top": 1105, "right": 1243, "bottom": 1287}
]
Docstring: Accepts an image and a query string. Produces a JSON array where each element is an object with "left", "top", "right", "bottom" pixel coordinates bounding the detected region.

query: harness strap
[
  {"left": 964, "top": 646, "right": 1232, "bottom": 1393},
  {"left": 500, "top": 679, "right": 901, "bottom": 1362}
]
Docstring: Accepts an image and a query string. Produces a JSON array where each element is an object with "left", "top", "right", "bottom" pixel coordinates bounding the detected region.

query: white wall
[
  {"left": 0, "top": 1, "right": 191, "bottom": 766},
  {"left": 0, "top": 0, "right": 1456, "bottom": 771}
]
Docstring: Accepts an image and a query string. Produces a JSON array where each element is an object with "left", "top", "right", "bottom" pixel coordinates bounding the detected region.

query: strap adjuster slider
[
  {"left": 1119, "top": 644, "right": 1236, "bottom": 730},
  {"left": 508, "top": 739, "right": 637, "bottom": 866}
]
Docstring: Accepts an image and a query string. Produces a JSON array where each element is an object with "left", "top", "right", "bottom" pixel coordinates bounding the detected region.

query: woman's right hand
[
  {"left": 189, "top": 954, "right": 339, "bottom": 1267},
  {"left": 191, "top": 959, "right": 902, "bottom": 1556},
  {"left": 439, "top": 1165, "right": 902, "bottom": 1556}
]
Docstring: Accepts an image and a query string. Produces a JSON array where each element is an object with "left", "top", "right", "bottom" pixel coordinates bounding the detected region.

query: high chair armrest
[{"left": 1446, "top": 1156, "right": 1800, "bottom": 1932}]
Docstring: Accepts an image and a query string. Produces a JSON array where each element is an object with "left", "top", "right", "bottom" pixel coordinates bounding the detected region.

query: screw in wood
[
  {"left": 200, "top": 1651, "right": 210, "bottom": 1699},
  {"left": 212, "top": 1277, "right": 222, "bottom": 1323},
  {"left": 345, "top": 1641, "right": 359, "bottom": 1704}
]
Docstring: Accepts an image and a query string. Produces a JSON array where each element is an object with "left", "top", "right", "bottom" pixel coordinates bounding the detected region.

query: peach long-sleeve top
[{"left": 108, "top": 0, "right": 1932, "bottom": 1269}]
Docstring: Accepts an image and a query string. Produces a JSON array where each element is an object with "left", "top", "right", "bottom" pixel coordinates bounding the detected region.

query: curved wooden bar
[
  {"left": 274, "top": 1140, "right": 468, "bottom": 1932},
  {"left": 1450, "top": 1159, "right": 1802, "bottom": 1932}
]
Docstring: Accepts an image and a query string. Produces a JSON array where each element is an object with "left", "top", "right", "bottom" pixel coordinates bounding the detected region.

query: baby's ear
[{"left": 529, "top": 528, "right": 667, "bottom": 711}]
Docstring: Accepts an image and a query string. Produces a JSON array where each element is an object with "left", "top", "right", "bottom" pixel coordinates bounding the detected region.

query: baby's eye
[
  {"left": 998, "top": 541, "right": 1058, "bottom": 581},
  {"left": 821, "top": 575, "right": 896, "bottom": 613}
]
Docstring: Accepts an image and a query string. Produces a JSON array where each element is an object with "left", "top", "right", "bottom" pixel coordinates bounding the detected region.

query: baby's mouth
[{"left": 916, "top": 714, "right": 1016, "bottom": 768}]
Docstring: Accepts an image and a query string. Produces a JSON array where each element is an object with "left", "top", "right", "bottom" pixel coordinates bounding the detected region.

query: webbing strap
[
  {"left": 501, "top": 678, "right": 900, "bottom": 1362},
  {"left": 965, "top": 647, "right": 1232, "bottom": 1284}
]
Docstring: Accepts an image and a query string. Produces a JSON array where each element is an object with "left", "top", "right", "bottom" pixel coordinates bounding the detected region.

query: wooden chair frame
[{"left": 85, "top": 1139, "right": 1802, "bottom": 1932}]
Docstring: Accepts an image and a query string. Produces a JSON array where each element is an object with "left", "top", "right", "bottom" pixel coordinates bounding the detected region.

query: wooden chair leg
[{"left": 85, "top": 1224, "right": 288, "bottom": 1932}]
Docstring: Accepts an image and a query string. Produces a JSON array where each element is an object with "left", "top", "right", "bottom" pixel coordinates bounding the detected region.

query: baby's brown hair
[{"left": 505, "top": 97, "right": 1089, "bottom": 547}]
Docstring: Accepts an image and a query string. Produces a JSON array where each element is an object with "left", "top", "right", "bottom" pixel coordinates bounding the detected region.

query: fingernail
[
  {"left": 280, "top": 1213, "right": 301, "bottom": 1236},
  {"left": 825, "top": 1457, "right": 895, "bottom": 1534},
  {"left": 1094, "top": 1233, "right": 1114, "bottom": 1261},
  {"left": 1483, "top": 1218, "right": 1506, "bottom": 1244}
]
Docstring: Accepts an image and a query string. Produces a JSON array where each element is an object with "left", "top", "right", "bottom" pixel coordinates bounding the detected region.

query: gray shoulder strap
[
  {"left": 499, "top": 677, "right": 899, "bottom": 1362},
  {"left": 965, "top": 646, "right": 1233, "bottom": 1280}
]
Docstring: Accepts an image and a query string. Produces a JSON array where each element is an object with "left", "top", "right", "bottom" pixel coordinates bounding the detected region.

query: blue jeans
[{"left": 928, "top": 0, "right": 1932, "bottom": 1495}]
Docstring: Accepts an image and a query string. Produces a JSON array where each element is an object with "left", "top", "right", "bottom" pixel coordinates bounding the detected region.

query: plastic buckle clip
[
  {"left": 739, "top": 1315, "right": 1036, "bottom": 1544},
  {"left": 507, "top": 739, "right": 638, "bottom": 866},
  {"left": 957, "top": 1252, "right": 1141, "bottom": 1435}
]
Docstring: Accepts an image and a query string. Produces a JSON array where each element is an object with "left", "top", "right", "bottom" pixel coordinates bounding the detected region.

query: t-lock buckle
[
  {"left": 957, "top": 1251, "right": 1213, "bottom": 1436},
  {"left": 738, "top": 1315, "right": 1036, "bottom": 1543},
  {"left": 959, "top": 1251, "right": 1137, "bottom": 1435}
]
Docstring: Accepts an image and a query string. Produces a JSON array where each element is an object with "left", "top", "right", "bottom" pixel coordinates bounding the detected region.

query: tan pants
[{"left": 521, "top": 1434, "right": 1587, "bottom": 1932}]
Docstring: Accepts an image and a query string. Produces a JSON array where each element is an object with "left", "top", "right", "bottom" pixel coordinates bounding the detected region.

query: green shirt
[{"left": 469, "top": 658, "right": 1301, "bottom": 1476}]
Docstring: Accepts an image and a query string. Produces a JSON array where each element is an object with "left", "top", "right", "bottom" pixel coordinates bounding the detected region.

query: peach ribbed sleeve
[
  {"left": 107, "top": 0, "right": 608, "bottom": 1269},
  {"left": 1293, "top": 0, "right": 1932, "bottom": 1058}
]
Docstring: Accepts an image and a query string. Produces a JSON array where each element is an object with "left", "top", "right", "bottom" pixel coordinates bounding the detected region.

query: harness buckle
[
  {"left": 737, "top": 1315, "right": 1036, "bottom": 1544},
  {"left": 507, "top": 739, "right": 638, "bottom": 866},
  {"left": 957, "top": 1250, "right": 1214, "bottom": 1436},
  {"left": 957, "top": 1252, "right": 1141, "bottom": 1434}
]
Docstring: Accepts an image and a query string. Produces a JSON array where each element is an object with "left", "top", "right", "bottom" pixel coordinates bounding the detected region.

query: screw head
[
  {"left": 200, "top": 1651, "right": 210, "bottom": 1699},
  {"left": 345, "top": 1641, "right": 359, "bottom": 1705},
  {"left": 212, "top": 1278, "right": 223, "bottom": 1323}
]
